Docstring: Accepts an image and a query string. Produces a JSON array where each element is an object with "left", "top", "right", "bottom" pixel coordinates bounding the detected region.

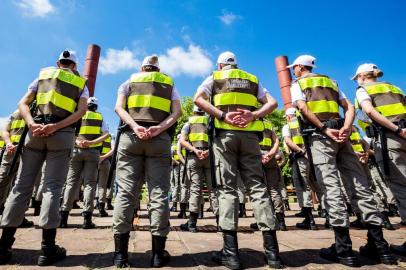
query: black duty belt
[
  {"left": 322, "top": 119, "right": 344, "bottom": 130},
  {"left": 34, "top": 114, "right": 64, "bottom": 124}
]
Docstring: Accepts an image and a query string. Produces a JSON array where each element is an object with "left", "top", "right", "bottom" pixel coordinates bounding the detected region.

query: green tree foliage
[{"left": 173, "top": 96, "right": 194, "bottom": 142}]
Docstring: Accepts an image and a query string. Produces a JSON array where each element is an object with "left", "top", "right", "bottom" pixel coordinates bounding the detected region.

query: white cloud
[
  {"left": 15, "top": 0, "right": 55, "bottom": 18},
  {"left": 219, "top": 10, "right": 241, "bottom": 25},
  {"left": 0, "top": 117, "right": 9, "bottom": 131},
  {"left": 99, "top": 45, "right": 213, "bottom": 78},
  {"left": 99, "top": 48, "right": 141, "bottom": 75},
  {"left": 159, "top": 45, "right": 212, "bottom": 77}
]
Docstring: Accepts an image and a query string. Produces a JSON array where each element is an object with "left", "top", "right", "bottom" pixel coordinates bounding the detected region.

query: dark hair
[
  {"left": 143, "top": 65, "right": 159, "bottom": 72},
  {"left": 59, "top": 59, "right": 75, "bottom": 66},
  {"left": 303, "top": 66, "right": 313, "bottom": 72}
]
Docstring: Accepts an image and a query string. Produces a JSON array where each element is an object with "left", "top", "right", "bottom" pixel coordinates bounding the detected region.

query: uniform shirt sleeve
[
  {"left": 28, "top": 78, "right": 39, "bottom": 92},
  {"left": 171, "top": 86, "right": 181, "bottom": 101},
  {"left": 117, "top": 79, "right": 131, "bottom": 96},
  {"left": 356, "top": 87, "right": 371, "bottom": 104},
  {"left": 101, "top": 121, "right": 109, "bottom": 132},
  {"left": 258, "top": 84, "right": 269, "bottom": 99},
  {"left": 181, "top": 122, "right": 190, "bottom": 134},
  {"left": 196, "top": 75, "right": 214, "bottom": 97},
  {"left": 80, "top": 86, "right": 89, "bottom": 99},
  {"left": 290, "top": 82, "right": 306, "bottom": 105},
  {"left": 282, "top": 124, "right": 291, "bottom": 137}
]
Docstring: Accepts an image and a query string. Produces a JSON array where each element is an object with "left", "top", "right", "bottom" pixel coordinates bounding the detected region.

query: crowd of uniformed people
[{"left": 0, "top": 49, "right": 404, "bottom": 269}]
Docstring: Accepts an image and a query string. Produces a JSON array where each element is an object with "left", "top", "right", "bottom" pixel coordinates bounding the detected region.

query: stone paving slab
[{"left": 0, "top": 203, "right": 405, "bottom": 269}]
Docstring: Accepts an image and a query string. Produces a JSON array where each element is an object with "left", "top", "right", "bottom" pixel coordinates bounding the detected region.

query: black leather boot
[
  {"left": 19, "top": 217, "right": 34, "bottom": 228},
  {"left": 212, "top": 230, "right": 241, "bottom": 270},
  {"left": 359, "top": 224, "right": 397, "bottom": 265},
  {"left": 283, "top": 200, "right": 291, "bottom": 211},
  {"left": 320, "top": 227, "right": 360, "bottom": 267},
  {"left": 350, "top": 213, "right": 365, "bottom": 229},
  {"left": 381, "top": 212, "right": 395, "bottom": 230},
  {"left": 33, "top": 199, "right": 42, "bottom": 216},
  {"left": 346, "top": 203, "right": 355, "bottom": 216},
  {"left": 107, "top": 198, "right": 114, "bottom": 210},
  {"left": 37, "top": 229, "right": 66, "bottom": 266},
  {"left": 72, "top": 200, "right": 80, "bottom": 209},
  {"left": 324, "top": 215, "right": 331, "bottom": 229},
  {"left": 0, "top": 227, "right": 16, "bottom": 265},
  {"left": 170, "top": 202, "right": 177, "bottom": 212},
  {"left": 98, "top": 203, "right": 108, "bottom": 217},
  {"left": 59, "top": 211, "right": 69, "bottom": 228},
  {"left": 82, "top": 212, "right": 95, "bottom": 229},
  {"left": 276, "top": 213, "right": 287, "bottom": 231},
  {"left": 390, "top": 241, "right": 406, "bottom": 256},
  {"left": 294, "top": 208, "right": 305, "bottom": 217},
  {"left": 216, "top": 215, "right": 222, "bottom": 232},
  {"left": 151, "top": 235, "right": 171, "bottom": 267},
  {"left": 388, "top": 203, "right": 399, "bottom": 217},
  {"left": 263, "top": 230, "right": 284, "bottom": 268},
  {"left": 177, "top": 203, "right": 187, "bottom": 219},
  {"left": 113, "top": 233, "right": 129, "bottom": 268},
  {"left": 238, "top": 203, "right": 247, "bottom": 218},
  {"left": 180, "top": 211, "right": 198, "bottom": 233},
  {"left": 198, "top": 204, "right": 204, "bottom": 219},
  {"left": 296, "top": 207, "right": 317, "bottom": 230}
]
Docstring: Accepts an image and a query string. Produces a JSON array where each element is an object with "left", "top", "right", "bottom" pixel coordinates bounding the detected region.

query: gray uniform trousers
[
  {"left": 179, "top": 163, "right": 190, "bottom": 203},
  {"left": 61, "top": 147, "right": 100, "bottom": 212},
  {"left": 171, "top": 164, "right": 181, "bottom": 202},
  {"left": 214, "top": 130, "right": 278, "bottom": 231},
  {"left": 369, "top": 163, "right": 396, "bottom": 206},
  {"left": 113, "top": 131, "right": 171, "bottom": 236},
  {"left": 236, "top": 173, "right": 246, "bottom": 204},
  {"left": 375, "top": 132, "right": 406, "bottom": 222},
  {"left": 0, "top": 152, "right": 19, "bottom": 207},
  {"left": 310, "top": 133, "right": 382, "bottom": 227},
  {"left": 262, "top": 156, "right": 284, "bottom": 214},
  {"left": 1, "top": 128, "right": 74, "bottom": 229},
  {"left": 291, "top": 156, "right": 313, "bottom": 208},
  {"left": 97, "top": 158, "right": 111, "bottom": 203},
  {"left": 186, "top": 154, "right": 219, "bottom": 214}
]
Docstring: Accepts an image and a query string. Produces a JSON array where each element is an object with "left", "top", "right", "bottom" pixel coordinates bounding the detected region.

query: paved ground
[{"left": 1, "top": 203, "right": 405, "bottom": 269}]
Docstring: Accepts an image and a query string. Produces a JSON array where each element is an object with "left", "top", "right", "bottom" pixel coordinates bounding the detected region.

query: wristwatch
[
  {"left": 318, "top": 124, "right": 327, "bottom": 132},
  {"left": 219, "top": 111, "right": 226, "bottom": 121},
  {"left": 395, "top": 126, "right": 401, "bottom": 134}
]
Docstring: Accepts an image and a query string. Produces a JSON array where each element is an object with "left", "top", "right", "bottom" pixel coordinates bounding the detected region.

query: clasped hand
[
  {"left": 31, "top": 123, "right": 58, "bottom": 137},
  {"left": 224, "top": 109, "right": 255, "bottom": 128},
  {"left": 133, "top": 125, "right": 163, "bottom": 140}
]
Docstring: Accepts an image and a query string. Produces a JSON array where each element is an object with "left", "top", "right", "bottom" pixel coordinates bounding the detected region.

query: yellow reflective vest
[
  {"left": 188, "top": 115, "right": 209, "bottom": 148},
  {"left": 259, "top": 121, "right": 273, "bottom": 150},
  {"left": 101, "top": 135, "right": 112, "bottom": 154},
  {"left": 349, "top": 126, "right": 364, "bottom": 153},
  {"left": 9, "top": 111, "right": 26, "bottom": 144},
  {"left": 77, "top": 111, "right": 103, "bottom": 148}
]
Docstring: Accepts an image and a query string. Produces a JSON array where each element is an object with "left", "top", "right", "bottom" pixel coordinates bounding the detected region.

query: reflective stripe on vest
[
  {"left": 78, "top": 111, "right": 103, "bottom": 148},
  {"left": 298, "top": 75, "right": 340, "bottom": 121},
  {"left": 188, "top": 116, "right": 209, "bottom": 148},
  {"left": 287, "top": 117, "right": 305, "bottom": 149},
  {"left": 9, "top": 112, "right": 25, "bottom": 144},
  {"left": 37, "top": 67, "right": 85, "bottom": 118},
  {"left": 259, "top": 121, "right": 273, "bottom": 150},
  {"left": 127, "top": 72, "right": 173, "bottom": 123},
  {"left": 213, "top": 68, "right": 263, "bottom": 132},
  {"left": 350, "top": 126, "right": 364, "bottom": 153},
  {"left": 172, "top": 145, "right": 186, "bottom": 161},
  {"left": 0, "top": 131, "right": 4, "bottom": 149},
  {"left": 101, "top": 136, "right": 112, "bottom": 154},
  {"left": 363, "top": 82, "right": 406, "bottom": 123}
]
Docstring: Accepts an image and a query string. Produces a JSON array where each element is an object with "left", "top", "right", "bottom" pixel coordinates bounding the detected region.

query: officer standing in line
[
  {"left": 169, "top": 139, "right": 182, "bottom": 212},
  {"left": 251, "top": 120, "right": 288, "bottom": 231},
  {"left": 60, "top": 97, "right": 109, "bottom": 229},
  {"left": 112, "top": 55, "right": 181, "bottom": 268},
  {"left": 176, "top": 134, "right": 190, "bottom": 219},
  {"left": 194, "top": 51, "right": 283, "bottom": 269},
  {"left": 0, "top": 110, "right": 34, "bottom": 227},
  {"left": 352, "top": 63, "right": 406, "bottom": 255},
  {"left": 289, "top": 55, "right": 396, "bottom": 266},
  {"left": 179, "top": 106, "right": 219, "bottom": 232},
  {"left": 96, "top": 134, "right": 114, "bottom": 217},
  {"left": 282, "top": 108, "right": 318, "bottom": 230},
  {"left": 0, "top": 50, "right": 88, "bottom": 266}
]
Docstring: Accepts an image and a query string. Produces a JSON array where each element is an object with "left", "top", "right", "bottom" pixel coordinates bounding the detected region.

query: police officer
[
  {"left": 0, "top": 50, "right": 88, "bottom": 266},
  {"left": 176, "top": 136, "right": 190, "bottom": 219},
  {"left": 0, "top": 110, "right": 34, "bottom": 227},
  {"left": 179, "top": 106, "right": 219, "bottom": 232},
  {"left": 112, "top": 55, "right": 181, "bottom": 268},
  {"left": 96, "top": 134, "right": 114, "bottom": 217},
  {"left": 60, "top": 97, "right": 109, "bottom": 228},
  {"left": 194, "top": 51, "right": 283, "bottom": 269},
  {"left": 170, "top": 139, "right": 182, "bottom": 212},
  {"left": 282, "top": 108, "right": 319, "bottom": 229},
  {"left": 352, "top": 63, "right": 406, "bottom": 256},
  {"left": 289, "top": 55, "right": 396, "bottom": 266}
]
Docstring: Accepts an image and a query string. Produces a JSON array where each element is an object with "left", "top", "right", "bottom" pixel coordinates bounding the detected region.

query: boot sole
[{"left": 37, "top": 254, "right": 66, "bottom": 266}]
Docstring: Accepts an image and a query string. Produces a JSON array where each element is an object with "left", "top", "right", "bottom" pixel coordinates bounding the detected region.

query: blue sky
[{"left": 1, "top": 0, "right": 405, "bottom": 130}]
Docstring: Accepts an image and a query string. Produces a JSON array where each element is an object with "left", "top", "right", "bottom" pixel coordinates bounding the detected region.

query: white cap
[
  {"left": 142, "top": 55, "right": 159, "bottom": 68},
  {"left": 285, "top": 107, "right": 296, "bottom": 116},
  {"left": 193, "top": 105, "right": 203, "bottom": 113},
  {"left": 217, "top": 51, "right": 237, "bottom": 65},
  {"left": 351, "top": 63, "right": 383, "bottom": 80},
  {"left": 87, "top": 97, "right": 98, "bottom": 105},
  {"left": 287, "top": 55, "right": 316, "bottom": 69},
  {"left": 58, "top": 50, "right": 77, "bottom": 64}
]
